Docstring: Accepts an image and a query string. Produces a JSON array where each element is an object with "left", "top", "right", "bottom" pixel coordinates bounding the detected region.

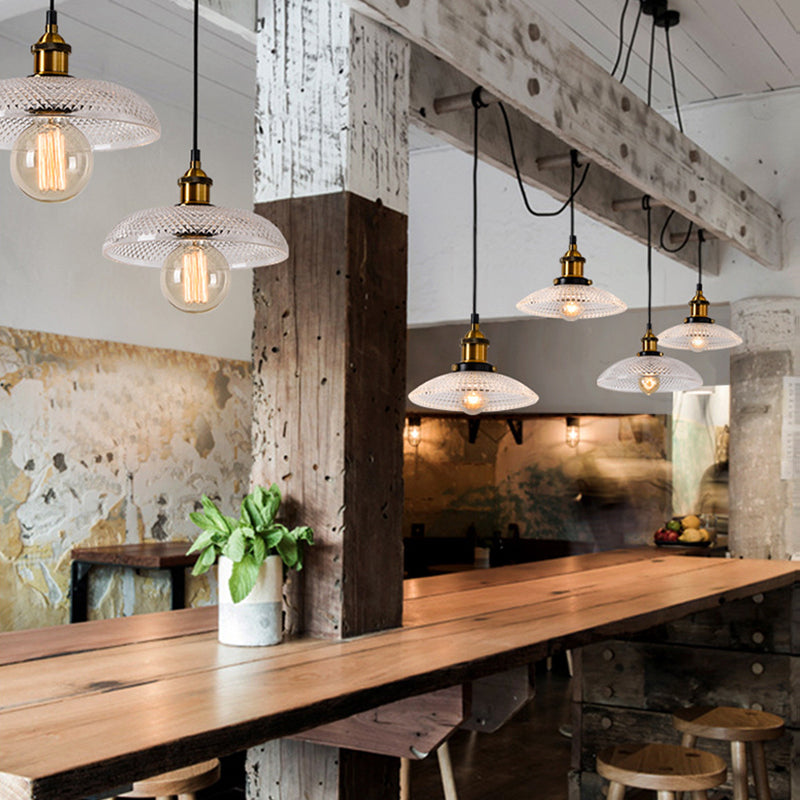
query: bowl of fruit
[{"left": 654, "top": 515, "right": 713, "bottom": 547}]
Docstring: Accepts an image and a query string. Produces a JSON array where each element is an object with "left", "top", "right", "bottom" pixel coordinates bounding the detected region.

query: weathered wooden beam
[
  {"left": 408, "top": 45, "right": 718, "bottom": 276},
  {"left": 350, "top": 0, "right": 783, "bottom": 270}
]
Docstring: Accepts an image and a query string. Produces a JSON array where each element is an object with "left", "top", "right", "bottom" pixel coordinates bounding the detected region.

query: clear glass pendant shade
[
  {"left": 517, "top": 283, "right": 627, "bottom": 321},
  {"left": 597, "top": 353, "right": 702, "bottom": 394},
  {"left": 103, "top": 204, "right": 289, "bottom": 269},
  {"left": 0, "top": 76, "right": 160, "bottom": 151},
  {"left": 408, "top": 368, "right": 539, "bottom": 415},
  {"left": 657, "top": 320, "right": 742, "bottom": 352}
]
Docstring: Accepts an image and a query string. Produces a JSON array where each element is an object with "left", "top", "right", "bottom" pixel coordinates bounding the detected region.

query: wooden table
[
  {"left": 70, "top": 542, "right": 195, "bottom": 623},
  {"left": 1, "top": 549, "right": 797, "bottom": 800}
]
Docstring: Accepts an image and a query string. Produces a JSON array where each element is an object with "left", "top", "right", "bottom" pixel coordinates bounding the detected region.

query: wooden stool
[
  {"left": 673, "top": 706, "right": 785, "bottom": 800},
  {"left": 118, "top": 759, "right": 221, "bottom": 800},
  {"left": 597, "top": 743, "right": 726, "bottom": 800},
  {"left": 400, "top": 741, "right": 458, "bottom": 800}
]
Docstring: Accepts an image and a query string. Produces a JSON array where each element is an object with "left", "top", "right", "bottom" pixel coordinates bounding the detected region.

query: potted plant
[{"left": 187, "top": 484, "right": 313, "bottom": 646}]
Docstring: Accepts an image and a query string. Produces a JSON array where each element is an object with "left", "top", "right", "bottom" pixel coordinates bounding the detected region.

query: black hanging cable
[
  {"left": 47, "top": 0, "right": 56, "bottom": 26},
  {"left": 610, "top": 0, "right": 631, "bottom": 77},
  {"left": 696, "top": 229, "right": 705, "bottom": 290},
  {"left": 644, "top": 195, "right": 653, "bottom": 331},
  {"left": 647, "top": 12, "right": 656, "bottom": 107},
  {"left": 497, "top": 100, "right": 590, "bottom": 218},
  {"left": 619, "top": 3, "right": 643, "bottom": 84},
  {"left": 471, "top": 89, "right": 482, "bottom": 322},
  {"left": 664, "top": 22, "right": 684, "bottom": 133},
  {"left": 191, "top": 0, "right": 200, "bottom": 162},
  {"left": 569, "top": 149, "right": 578, "bottom": 242}
]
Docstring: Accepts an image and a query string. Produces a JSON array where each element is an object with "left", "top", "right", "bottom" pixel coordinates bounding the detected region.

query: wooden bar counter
[{"left": 0, "top": 550, "right": 797, "bottom": 800}]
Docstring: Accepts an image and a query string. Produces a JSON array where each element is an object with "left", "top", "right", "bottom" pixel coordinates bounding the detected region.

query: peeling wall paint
[{"left": 0, "top": 327, "right": 252, "bottom": 631}]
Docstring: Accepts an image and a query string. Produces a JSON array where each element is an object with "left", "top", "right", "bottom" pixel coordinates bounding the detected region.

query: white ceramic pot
[{"left": 217, "top": 554, "right": 283, "bottom": 646}]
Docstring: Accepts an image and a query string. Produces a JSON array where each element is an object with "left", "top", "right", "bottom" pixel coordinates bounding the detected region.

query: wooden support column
[{"left": 247, "top": 1, "right": 409, "bottom": 798}]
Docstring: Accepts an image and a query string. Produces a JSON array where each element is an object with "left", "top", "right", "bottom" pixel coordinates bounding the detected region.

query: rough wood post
[{"left": 247, "top": 1, "right": 409, "bottom": 798}]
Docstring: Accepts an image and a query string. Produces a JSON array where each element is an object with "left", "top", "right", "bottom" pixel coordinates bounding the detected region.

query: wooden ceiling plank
[
  {"left": 409, "top": 45, "right": 714, "bottom": 276},
  {"left": 350, "top": 0, "right": 783, "bottom": 269}
]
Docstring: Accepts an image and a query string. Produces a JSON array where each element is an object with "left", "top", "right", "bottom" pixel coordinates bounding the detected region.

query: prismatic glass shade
[
  {"left": 102, "top": 204, "right": 289, "bottom": 269},
  {"left": 408, "top": 369, "right": 539, "bottom": 415},
  {"left": 597, "top": 354, "right": 702, "bottom": 394},
  {"left": 516, "top": 284, "right": 627, "bottom": 321},
  {"left": 0, "top": 76, "right": 160, "bottom": 151},
  {"left": 657, "top": 320, "right": 743, "bottom": 352}
]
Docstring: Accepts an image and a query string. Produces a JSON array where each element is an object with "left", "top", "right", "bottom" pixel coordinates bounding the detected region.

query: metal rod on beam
[
  {"left": 536, "top": 153, "right": 574, "bottom": 171},
  {"left": 433, "top": 88, "right": 497, "bottom": 114},
  {"left": 612, "top": 197, "right": 668, "bottom": 212}
]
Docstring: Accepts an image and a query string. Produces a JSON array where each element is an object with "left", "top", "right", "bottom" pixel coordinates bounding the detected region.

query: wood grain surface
[
  {"left": 0, "top": 551, "right": 796, "bottom": 800},
  {"left": 71, "top": 542, "right": 196, "bottom": 568}
]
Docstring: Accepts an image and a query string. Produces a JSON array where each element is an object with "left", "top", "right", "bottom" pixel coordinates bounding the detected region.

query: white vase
[{"left": 217, "top": 555, "right": 283, "bottom": 646}]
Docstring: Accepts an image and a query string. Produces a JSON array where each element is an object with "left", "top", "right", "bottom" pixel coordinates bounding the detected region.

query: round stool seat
[
  {"left": 120, "top": 759, "right": 221, "bottom": 798},
  {"left": 597, "top": 743, "right": 727, "bottom": 793},
  {"left": 673, "top": 706, "right": 784, "bottom": 742}
]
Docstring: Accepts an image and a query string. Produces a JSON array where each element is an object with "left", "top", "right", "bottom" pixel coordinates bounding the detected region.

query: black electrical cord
[
  {"left": 619, "top": 3, "right": 643, "bottom": 84},
  {"left": 644, "top": 195, "right": 653, "bottom": 330},
  {"left": 191, "top": 0, "right": 200, "bottom": 162},
  {"left": 497, "top": 100, "right": 590, "bottom": 219},
  {"left": 696, "top": 229, "right": 705, "bottom": 290},
  {"left": 47, "top": 0, "right": 56, "bottom": 26},
  {"left": 610, "top": 0, "right": 631, "bottom": 77},
  {"left": 471, "top": 91, "right": 481, "bottom": 321},
  {"left": 647, "top": 12, "right": 656, "bottom": 107},
  {"left": 664, "top": 22, "right": 684, "bottom": 133}
]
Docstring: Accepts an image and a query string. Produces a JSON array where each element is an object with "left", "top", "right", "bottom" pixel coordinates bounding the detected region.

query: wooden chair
[
  {"left": 597, "top": 742, "right": 726, "bottom": 800},
  {"left": 118, "top": 759, "right": 221, "bottom": 800},
  {"left": 673, "top": 706, "right": 784, "bottom": 800}
]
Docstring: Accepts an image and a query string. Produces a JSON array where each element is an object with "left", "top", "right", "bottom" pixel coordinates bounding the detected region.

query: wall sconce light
[
  {"left": 566, "top": 416, "right": 580, "bottom": 448},
  {"left": 406, "top": 415, "right": 422, "bottom": 447}
]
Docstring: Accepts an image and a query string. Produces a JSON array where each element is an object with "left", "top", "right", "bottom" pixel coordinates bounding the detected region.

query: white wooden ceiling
[{"left": 532, "top": 0, "right": 800, "bottom": 112}]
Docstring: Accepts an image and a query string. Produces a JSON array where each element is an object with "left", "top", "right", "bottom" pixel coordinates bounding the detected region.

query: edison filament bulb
[
  {"left": 462, "top": 390, "right": 487, "bottom": 415},
  {"left": 639, "top": 375, "right": 660, "bottom": 395},
  {"left": 690, "top": 335, "right": 708, "bottom": 351},
  {"left": 160, "top": 241, "right": 230, "bottom": 313},
  {"left": 10, "top": 118, "right": 93, "bottom": 202},
  {"left": 560, "top": 300, "right": 583, "bottom": 320}
]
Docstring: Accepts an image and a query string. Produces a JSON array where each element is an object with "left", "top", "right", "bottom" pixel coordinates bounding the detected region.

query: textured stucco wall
[{"left": 0, "top": 327, "right": 252, "bottom": 631}]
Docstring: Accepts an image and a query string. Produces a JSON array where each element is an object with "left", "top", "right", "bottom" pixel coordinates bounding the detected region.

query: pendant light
[
  {"left": 408, "top": 91, "right": 538, "bottom": 416},
  {"left": 0, "top": 1, "right": 160, "bottom": 202},
  {"left": 597, "top": 197, "right": 701, "bottom": 395},
  {"left": 103, "top": 0, "right": 288, "bottom": 313},
  {"left": 516, "top": 151, "right": 627, "bottom": 321},
  {"left": 657, "top": 230, "right": 742, "bottom": 351}
]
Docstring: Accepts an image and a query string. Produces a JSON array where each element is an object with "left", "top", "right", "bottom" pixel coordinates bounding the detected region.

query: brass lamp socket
[
  {"left": 686, "top": 288, "right": 713, "bottom": 323},
  {"left": 554, "top": 240, "right": 591, "bottom": 286},
  {"left": 32, "top": 23, "right": 71, "bottom": 76},
  {"left": 451, "top": 320, "right": 496, "bottom": 373},
  {"left": 637, "top": 326, "right": 663, "bottom": 357},
  {"left": 179, "top": 161, "right": 213, "bottom": 205}
]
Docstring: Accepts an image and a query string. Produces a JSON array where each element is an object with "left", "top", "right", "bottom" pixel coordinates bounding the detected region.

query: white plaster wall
[
  {"left": 407, "top": 87, "right": 800, "bottom": 328},
  {"left": 0, "top": 8, "right": 257, "bottom": 361}
]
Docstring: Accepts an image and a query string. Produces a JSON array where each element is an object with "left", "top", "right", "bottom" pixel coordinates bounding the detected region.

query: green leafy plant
[{"left": 187, "top": 484, "right": 314, "bottom": 604}]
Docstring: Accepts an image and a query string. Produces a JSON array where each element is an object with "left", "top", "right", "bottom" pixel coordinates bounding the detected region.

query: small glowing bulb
[
  {"left": 406, "top": 419, "right": 421, "bottom": 447},
  {"left": 690, "top": 335, "right": 708, "bottom": 351},
  {"left": 639, "top": 374, "right": 660, "bottom": 395},
  {"left": 160, "top": 241, "right": 231, "bottom": 313},
  {"left": 560, "top": 301, "right": 583, "bottom": 320},
  {"left": 566, "top": 426, "right": 580, "bottom": 447},
  {"left": 462, "top": 390, "right": 486, "bottom": 415},
  {"left": 10, "top": 119, "right": 93, "bottom": 202}
]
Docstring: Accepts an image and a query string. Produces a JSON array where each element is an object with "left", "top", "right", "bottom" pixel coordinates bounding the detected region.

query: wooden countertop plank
[
  {"left": 403, "top": 548, "right": 661, "bottom": 599},
  {"left": 0, "top": 606, "right": 217, "bottom": 667},
  {"left": 0, "top": 555, "right": 796, "bottom": 800},
  {"left": 71, "top": 542, "right": 195, "bottom": 568}
]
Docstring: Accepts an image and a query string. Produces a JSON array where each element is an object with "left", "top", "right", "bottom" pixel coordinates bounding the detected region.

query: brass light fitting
[
  {"left": 686, "top": 287, "right": 712, "bottom": 323},
  {"left": 637, "top": 326, "right": 664, "bottom": 357},
  {"left": 555, "top": 237, "right": 591, "bottom": 285},
  {"left": 179, "top": 160, "right": 213, "bottom": 205},
  {"left": 32, "top": 19, "right": 71, "bottom": 77},
  {"left": 453, "top": 317, "right": 496, "bottom": 372}
]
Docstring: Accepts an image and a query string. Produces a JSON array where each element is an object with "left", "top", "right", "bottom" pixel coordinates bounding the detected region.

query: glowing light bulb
[
  {"left": 160, "top": 241, "right": 231, "bottom": 313},
  {"left": 560, "top": 301, "right": 583, "bottom": 320},
  {"left": 690, "top": 335, "right": 708, "bottom": 351},
  {"left": 462, "top": 390, "right": 486, "bottom": 415},
  {"left": 10, "top": 119, "right": 93, "bottom": 202},
  {"left": 565, "top": 416, "right": 580, "bottom": 447},
  {"left": 406, "top": 418, "right": 421, "bottom": 447},
  {"left": 639, "top": 374, "right": 660, "bottom": 395}
]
